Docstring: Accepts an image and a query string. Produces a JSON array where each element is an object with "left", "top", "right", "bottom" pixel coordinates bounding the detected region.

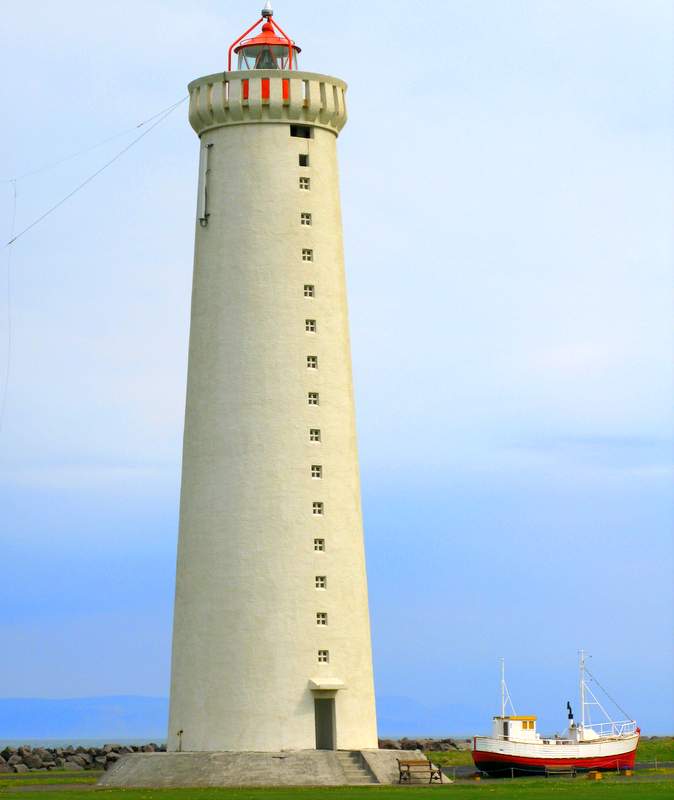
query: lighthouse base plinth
[{"left": 99, "top": 749, "right": 429, "bottom": 787}]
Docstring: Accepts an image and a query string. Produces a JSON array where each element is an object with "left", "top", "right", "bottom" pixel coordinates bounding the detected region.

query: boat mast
[
  {"left": 498, "top": 657, "right": 517, "bottom": 717},
  {"left": 579, "top": 649, "right": 586, "bottom": 728},
  {"left": 500, "top": 657, "right": 505, "bottom": 717}
]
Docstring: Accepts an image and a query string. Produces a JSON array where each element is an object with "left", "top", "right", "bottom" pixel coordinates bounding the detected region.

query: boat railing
[
  {"left": 479, "top": 718, "right": 637, "bottom": 744},
  {"left": 482, "top": 735, "right": 576, "bottom": 745},
  {"left": 582, "top": 720, "right": 637, "bottom": 737}
]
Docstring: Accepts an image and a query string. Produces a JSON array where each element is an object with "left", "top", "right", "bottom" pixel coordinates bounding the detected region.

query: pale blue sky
[{"left": 1, "top": 1, "right": 672, "bottom": 735}]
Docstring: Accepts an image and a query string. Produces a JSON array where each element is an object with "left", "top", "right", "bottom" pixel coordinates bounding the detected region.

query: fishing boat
[{"left": 472, "top": 652, "right": 639, "bottom": 776}]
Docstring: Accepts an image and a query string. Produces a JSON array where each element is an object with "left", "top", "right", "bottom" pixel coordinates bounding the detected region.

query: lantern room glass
[{"left": 237, "top": 44, "right": 299, "bottom": 70}]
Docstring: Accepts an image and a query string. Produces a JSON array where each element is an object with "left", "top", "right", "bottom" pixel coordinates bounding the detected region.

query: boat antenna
[
  {"left": 579, "top": 649, "right": 586, "bottom": 728},
  {"left": 499, "top": 657, "right": 517, "bottom": 716},
  {"left": 501, "top": 657, "right": 505, "bottom": 717}
]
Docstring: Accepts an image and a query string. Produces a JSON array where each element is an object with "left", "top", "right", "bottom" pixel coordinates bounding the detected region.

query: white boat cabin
[{"left": 492, "top": 715, "right": 539, "bottom": 742}]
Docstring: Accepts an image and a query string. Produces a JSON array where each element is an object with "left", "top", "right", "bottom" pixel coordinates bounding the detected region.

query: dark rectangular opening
[
  {"left": 291, "top": 124, "right": 313, "bottom": 139},
  {"left": 299, "top": 153, "right": 309, "bottom": 167},
  {"left": 314, "top": 698, "right": 336, "bottom": 750}
]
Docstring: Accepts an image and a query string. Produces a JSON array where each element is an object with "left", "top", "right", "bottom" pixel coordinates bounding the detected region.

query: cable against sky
[
  {"left": 0, "top": 95, "right": 187, "bottom": 438},
  {"left": 5, "top": 96, "right": 187, "bottom": 248},
  {"left": 0, "top": 181, "right": 17, "bottom": 437},
  {"left": 1, "top": 97, "right": 189, "bottom": 184}
]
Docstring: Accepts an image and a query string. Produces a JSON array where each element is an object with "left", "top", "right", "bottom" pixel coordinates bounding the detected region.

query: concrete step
[{"left": 335, "top": 751, "right": 377, "bottom": 784}]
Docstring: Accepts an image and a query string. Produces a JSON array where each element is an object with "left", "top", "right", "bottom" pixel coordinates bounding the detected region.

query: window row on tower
[
  {"left": 296, "top": 148, "right": 346, "bottom": 668},
  {"left": 298, "top": 150, "right": 331, "bottom": 667}
]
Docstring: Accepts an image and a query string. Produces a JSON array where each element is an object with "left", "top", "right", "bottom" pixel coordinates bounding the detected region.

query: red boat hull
[{"left": 472, "top": 746, "right": 637, "bottom": 776}]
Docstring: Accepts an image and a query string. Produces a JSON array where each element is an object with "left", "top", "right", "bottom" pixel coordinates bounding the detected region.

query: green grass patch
[
  {"left": 0, "top": 771, "right": 100, "bottom": 788},
  {"left": 635, "top": 738, "right": 674, "bottom": 763},
  {"left": 1, "top": 782, "right": 673, "bottom": 800},
  {"left": 426, "top": 750, "right": 472, "bottom": 767}
]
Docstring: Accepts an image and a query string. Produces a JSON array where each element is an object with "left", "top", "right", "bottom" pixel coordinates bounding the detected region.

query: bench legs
[{"left": 398, "top": 767, "right": 442, "bottom": 784}]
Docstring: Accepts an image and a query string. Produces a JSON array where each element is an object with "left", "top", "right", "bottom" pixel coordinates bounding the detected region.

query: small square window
[
  {"left": 299, "top": 153, "right": 309, "bottom": 167},
  {"left": 314, "top": 538, "right": 325, "bottom": 551},
  {"left": 312, "top": 501, "right": 324, "bottom": 515},
  {"left": 299, "top": 176, "right": 310, "bottom": 190},
  {"left": 302, "top": 248, "right": 313, "bottom": 262},
  {"left": 311, "top": 464, "right": 322, "bottom": 479},
  {"left": 307, "top": 355, "right": 318, "bottom": 368},
  {"left": 308, "top": 392, "right": 319, "bottom": 406},
  {"left": 304, "top": 284, "right": 315, "bottom": 298},
  {"left": 316, "top": 612, "right": 328, "bottom": 626},
  {"left": 315, "top": 575, "right": 327, "bottom": 589},
  {"left": 317, "top": 649, "right": 329, "bottom": 663},
  {"left": 300, "top": 212, "right": 312, "bottom": 226},
  {"left": 305, "top": 319, "right": 317, "bottom": 333},
  {"left": 309, "top": 428, "right": 321, "bottom": 442}
]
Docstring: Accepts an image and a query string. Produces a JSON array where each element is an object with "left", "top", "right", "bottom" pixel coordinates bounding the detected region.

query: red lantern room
[{"left": 228, "top": 2, "right": 301, "bottom": 72}]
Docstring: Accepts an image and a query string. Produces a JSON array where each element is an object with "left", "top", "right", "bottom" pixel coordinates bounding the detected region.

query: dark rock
[
  {"left": 378, "top": 738, "right": 400, "bottom": 750},
  {"left": 106, "top": 752, "right": 121, "bottom": 762},
  {"left": 399, "top": 738, "right": 425, "bottom": 751},
  {"left": 0, "top": 747, "right": 14, "bottom": 761},
  {"left": 55, "top": 757, "right": 65, "bottom": 768},
  {"left": 7, "top": 755, "right": 22, "bottom": 765},
  {"left": 94, "top": 756, "right": 107, "bottom": 767}
]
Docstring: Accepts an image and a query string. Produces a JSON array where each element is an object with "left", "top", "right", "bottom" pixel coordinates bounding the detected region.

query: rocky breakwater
[
  {"left": 0, "top": 743, "right": 166, "bottom": 773},
  {"left": 378, "top": 737, "right": 472, "bottom": 751}
]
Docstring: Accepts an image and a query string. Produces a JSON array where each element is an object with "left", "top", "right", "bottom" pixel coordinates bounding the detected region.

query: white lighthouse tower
[{"left": 167, "top": 5, "right": 378, "bottom": 753}]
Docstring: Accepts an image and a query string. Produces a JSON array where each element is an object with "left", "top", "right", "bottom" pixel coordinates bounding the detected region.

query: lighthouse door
[{"left": 314, "top": 698, "right": 336, "bottom": 750}]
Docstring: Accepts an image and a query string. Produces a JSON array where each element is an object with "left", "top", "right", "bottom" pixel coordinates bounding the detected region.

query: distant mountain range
[{"left": 0, "top": 695, "right": 474, "bottom": 742}]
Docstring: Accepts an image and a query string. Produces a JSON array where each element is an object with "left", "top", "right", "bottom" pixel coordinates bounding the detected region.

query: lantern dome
[{"left": 228, "top": 3, "right": 301, "bottom": 71}]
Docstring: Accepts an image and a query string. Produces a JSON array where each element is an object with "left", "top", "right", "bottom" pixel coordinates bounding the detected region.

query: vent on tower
[{"left": 291, "top": 125, "right": 312, "bottom": 139}]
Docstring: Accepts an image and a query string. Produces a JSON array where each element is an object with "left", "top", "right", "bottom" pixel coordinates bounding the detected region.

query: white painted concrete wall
[{"left": 167, "top": 71, "right": 378, "bottom": 752}]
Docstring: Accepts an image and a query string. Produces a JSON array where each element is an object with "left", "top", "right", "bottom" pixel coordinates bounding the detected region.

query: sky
[{"left": 0, "top": 0, "right": 672, "bottom": 736}]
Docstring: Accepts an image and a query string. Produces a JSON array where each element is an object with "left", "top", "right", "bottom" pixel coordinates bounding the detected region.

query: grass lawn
[
  {"left": 1, "top": 781, "right": 673, "bottom": 800},
  {"left": 634, "top": 739, "right": 674, "bottom": 763},
  {"left": 0, "top": 771, "right": 102, "bottom": 787}
]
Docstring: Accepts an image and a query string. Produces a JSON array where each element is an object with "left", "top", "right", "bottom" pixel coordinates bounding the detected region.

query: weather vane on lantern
[{"left": 228, "top": 3, "right": 301, "bottom": 71}]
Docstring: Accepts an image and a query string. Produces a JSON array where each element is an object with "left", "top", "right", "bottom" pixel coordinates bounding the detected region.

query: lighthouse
[{"left": 167, "top": 4, "right": 378, "bottom": 753}]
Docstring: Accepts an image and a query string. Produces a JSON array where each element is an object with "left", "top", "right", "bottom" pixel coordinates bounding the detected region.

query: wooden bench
[
  {"left": 545, "top": 765, "right": 577, "bottom": 778},
  {"left": 397, "top": 758, "right": 443, "bottom": 784}
]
